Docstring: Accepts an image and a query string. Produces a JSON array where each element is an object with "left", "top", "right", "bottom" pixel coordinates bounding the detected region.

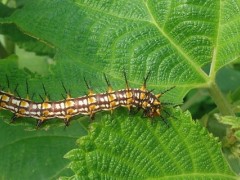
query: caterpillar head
[
  {"left": 144, "top": 86, "right": 176, "bottom": 118},
  {"left": 142, "top": 93, "right": 162, "bottom": 118},
  {"left": 143, "top": 104, "right": 162, "bottom": 118}
]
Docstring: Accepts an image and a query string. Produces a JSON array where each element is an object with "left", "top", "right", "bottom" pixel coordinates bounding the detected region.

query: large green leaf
[
  {"left": 0, "top": 116, "right": 88, "bottom": 179},
  {"left": 0, "top": 0, "right": 240, "bottom": 179},
  {"left": 0, "top": 1, "right": 214, "bottom": 90},
  {"left": 63, "top": 109, "right": 236, "bottom": 179},
  {"left": 1, "top": 0, "right": 240, "bottom": 81}
]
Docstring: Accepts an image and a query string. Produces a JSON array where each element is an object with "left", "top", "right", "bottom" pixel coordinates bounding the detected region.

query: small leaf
[
  {"left": 217, "top": 115, "right": 240, "bottom": 129},
  {"left": 64, "top": 109, "right": 236, "bottom": 179}
]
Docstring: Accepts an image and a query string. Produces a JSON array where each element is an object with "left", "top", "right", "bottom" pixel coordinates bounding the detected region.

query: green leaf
[
  {"left": 217, "top": 116, "right": 240, "bottom": 129},
  {"left": 0, "top": 23, "right": 55, "bottom": 57},
  {"left": 216, "top": 115, "right": 240, "bottom": 143},
  {"left": 63, "top": 109, "right": 236, "bottom": 179},
  {"left": 0, "top": 1, "right": 217, "bottom": 86},
  {"left": 1, "top": 0, "right": 239, "bottom": 80},
  {"left": 214, "top": 0, "right": 240, "bottom": 71},
  {"left": 0, "top": 115, "right": 89, "bottom": 179}
]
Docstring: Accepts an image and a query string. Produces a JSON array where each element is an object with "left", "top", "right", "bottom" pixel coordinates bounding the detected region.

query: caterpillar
[{"left": 0, "top": 72, "right": 174, "bottom": 127}]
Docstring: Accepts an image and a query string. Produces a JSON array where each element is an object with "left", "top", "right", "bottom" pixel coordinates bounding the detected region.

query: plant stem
[
  {"left": 4, "top": 36, "right": 15, "bottom": 55},
  {"left": 208, "top": 82, "right": 235, "bottom": 116},
  {"left": 181, "top": 89, "right": 209, "bottom": 112}
]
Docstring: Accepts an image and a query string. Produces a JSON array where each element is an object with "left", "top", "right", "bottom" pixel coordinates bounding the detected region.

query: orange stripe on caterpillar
[{"left": 0, "top": 73, "right": 175, "bottom": 127}]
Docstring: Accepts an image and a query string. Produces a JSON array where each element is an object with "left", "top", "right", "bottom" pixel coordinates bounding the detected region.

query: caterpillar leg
[
  {"left": 36, "top": 119, "right": 44, "bottom": 128},
  {"left": 129, "top": 106, "right": 141, "bottom": 115},
  {"left": 160, "top": 115, "right": 170, "bottom": 127},
  {"left": 64, "top": 118, "right": 70, "bottom": 127},
  {"left": 10, "top": 114, "right": 18, "bottom": 123},
  {"left": 89, "top": 113, "right": 95, "bottom": 121}
]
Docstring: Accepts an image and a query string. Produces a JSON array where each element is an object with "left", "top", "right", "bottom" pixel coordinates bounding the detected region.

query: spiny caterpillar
[{"left": 0, "top": 72, "right": 174, "bottom": 127}]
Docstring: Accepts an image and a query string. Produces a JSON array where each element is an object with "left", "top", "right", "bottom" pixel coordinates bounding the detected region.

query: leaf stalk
[{"left": 208, "top": 82, "right": 235, "bottom": 116}]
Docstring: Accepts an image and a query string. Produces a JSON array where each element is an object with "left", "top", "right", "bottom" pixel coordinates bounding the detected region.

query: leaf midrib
[
  {"left": 144, "top": 1, "right": 209, "bottom": 83},
  {"left": 209, "top": 1, "right": 221, "bottom": 81}
]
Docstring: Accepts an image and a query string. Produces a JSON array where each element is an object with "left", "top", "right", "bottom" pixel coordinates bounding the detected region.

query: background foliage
[{"left": 0, "top": 0, "right": 240, "bottom": 179}]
